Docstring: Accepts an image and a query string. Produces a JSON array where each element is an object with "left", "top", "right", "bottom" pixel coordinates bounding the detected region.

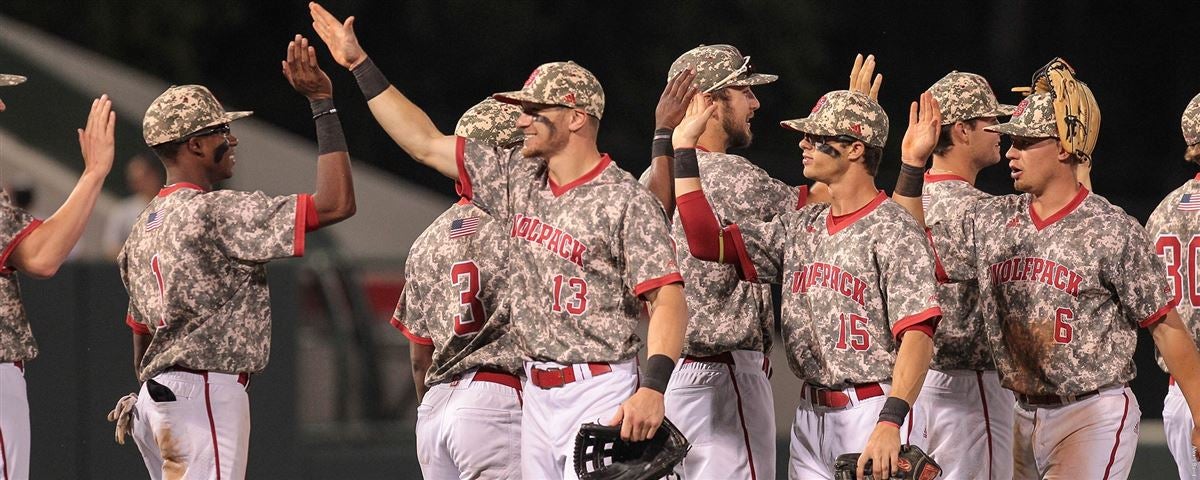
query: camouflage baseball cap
[
  {"left": 493, "top": 61, "right": 605, "bottom": 119},
  {"left": 142, "top": 85, "right": 253, "bottom": 146},
  {"left": 780, "top": 90, "right": 889, "bottom": 148},
  {"left": 928, "top": 71, "right": 1015, "bottom": 125},
  {"left": 455, "top": 98, "right": 523, "bottom": 147},
  {"left": 667, "top": 44, "right": 778, "bottom": 94},
  {"left": 1183, "top": 93, "right": 1200, "bottom": 146},
  {"left": 985, "top": 92, "right": 1057, "bottom": 138},
  {"left": 0, "top": 74, "right": 27, "bottom": 87}
]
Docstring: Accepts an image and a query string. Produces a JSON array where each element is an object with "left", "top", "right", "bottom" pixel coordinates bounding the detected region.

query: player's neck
[
  {"left": 825, "top": 176, "right": 879, "bottom": 216},
  {"left": 930, "top": 154, "right": 978, "bottom": 185},
  {"left": 164, "top": 165, "right": 214, "bottom": 191},
  {"left": 546, "top": 142, "right": 603, "bottom": 187},
  {"left": 697, "top": 128, "right": 727, "bottom": 154},
  {"left": 1030, "top": 176, "right": 1083, "bottom": 219}
]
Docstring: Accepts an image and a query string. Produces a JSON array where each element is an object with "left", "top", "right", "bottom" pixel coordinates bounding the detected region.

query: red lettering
[
  {"left": 851, "top": 278, "right": 868, "bottom": 306},
  {"left": 547, "top": 229, "right": 563, "bottom": 254},
  {"left": 1066, "top": 272, "right": 1083, "bottom": 297},
  {"left": 569, "top": 242, "right": 587, "bottom": 267},
  {"left": 536, "top": 224, "right": 554, "bottom": 244},
  {"left": 791, "top": 271, "right": 804, "bottom": 294},
  {"left": 1030, "top": 258, "right": 1046, "bottom": 280}
]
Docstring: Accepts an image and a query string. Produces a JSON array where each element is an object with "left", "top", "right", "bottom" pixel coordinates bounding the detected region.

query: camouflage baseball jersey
[
  {"left": 119, "top": 183, "right": 310, "bottom": 382},
  {"left": 931, "top": 187, "right": 1174, "bottom": 396},
  {"left": 456, "top": 137, "right": 683, "bottom": 363},
  {"left": 922, "top": 173, "right": 995, "bottom": 371},
  {"left": 1145, "top": 173, "right": 1200, "bottom": 373},
  {"left": 638, "top": 150, "right": 800, "bottom": 356},
  {"left": 0, "top": 191, "right": 42, "bottom": 362},
  {"left": 725, "top": 191, "right": 942, "bottom": 388},
  {"left": 391, "top": 199, "right": 522, "bottom": 385}
]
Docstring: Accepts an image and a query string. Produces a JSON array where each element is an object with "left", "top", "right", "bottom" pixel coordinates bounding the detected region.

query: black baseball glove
[
  {"left": 834, "top": 444, "right": 942, "bottom": 480},
  {"left": 573, "top": 417, "right": 690, "bottom": 480}
]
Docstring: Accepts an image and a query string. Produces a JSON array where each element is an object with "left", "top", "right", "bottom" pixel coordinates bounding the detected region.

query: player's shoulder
[
  {"left": 1080, "top": 190, "right": 1139, "bottom": 225},
  {"left": 1149, "top": 176, "right": 1200, "bottom": 219}
]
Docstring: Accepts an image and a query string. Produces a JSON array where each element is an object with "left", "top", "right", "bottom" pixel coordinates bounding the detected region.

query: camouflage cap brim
[
  {"left": 0, "top": 74, "right": 27, "bottom": 87},
  {"left": 492, "top": 90, "right": 540, "bottom": 108},
  {"left": 992, "top": 103, "right": 1018, "bottom": 116},
  {"left": 779, "top": 118, "right": 839, "bottom": 137},
  {"left": 727, "top": 73, "right": 779, "bottom": 88},
  {"left": 984, "top": 122, "right": 1057, "bottom": 138}
]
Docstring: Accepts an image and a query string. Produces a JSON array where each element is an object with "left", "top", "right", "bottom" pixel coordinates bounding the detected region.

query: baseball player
[
  {"left": 393, "top": 98, "right": 525, "bottom": 479},
  {"left": 914, "top": 71, "right": 1016, "bottom": 479},
  {"left": 671, "top": 82, "right": 945, "bottom": 480},
  {"left": 0, "top": 76, "right": 116, "bottom": 480},
  {"left": 1146, "top": 92, "right": 1200, "bottom": 479},
  {"left": 637, "top": 44, "right": 792, "bottom": 480},
  {"left": 113, "top": 37, "right": 355, "bottom": 480},
  {"left": 308, "top": 4, "right": 687, "bottom": 479},
  {"left": 892, "top": 58, "right": 1200, "bottom": 479}
]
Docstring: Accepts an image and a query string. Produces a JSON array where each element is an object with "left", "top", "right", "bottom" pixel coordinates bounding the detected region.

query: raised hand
[
  {"left": 77, "top": 94, "right": 116, "bottom": 177},
  {"left": 309, "top": 2, "right": 367, "bottom": 70},
  {"left": 900, "top": 91, "right": 942, "bottom": 167},
  {"left": 656, "top": 69, "right": 698, "bottom": 130},
  {"left": 848, "top": 53, "right": 883, "bottom": 100},
  {"left": 671, "top": 92, "right": 716, "bottom": 149},
  {"left": 282, "top": 34, "right": 334, "bottom": 100}
]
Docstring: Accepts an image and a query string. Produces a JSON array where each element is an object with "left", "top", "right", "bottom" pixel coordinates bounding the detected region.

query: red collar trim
[
  {"left": 455, "top": 197, "right": 471, "bottom": 206},
  {"left": 1193, "top": 172, "right": 1200, "bottom": 181},
  {"left": 924, "top": 172, "right": 969, "bottom": 184},
  {"left": 549, "top": 154, "right": 612, "bottom": 197},
  {"left": 827, "top": 190, "right": 887, "bottom": 235},
  {"left": 696, "top": 146, "right": 711, "bottom": 153},
  {"left": 157, "top": 182, "right": 207, "bottom": 197},
  {"left": 1029, "top": 185, "right": 1089, "bottom": 231}
]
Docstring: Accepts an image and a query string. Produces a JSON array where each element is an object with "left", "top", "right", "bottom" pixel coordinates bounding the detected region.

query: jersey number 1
[
  {"left": 151, "top": 255, "right": 167, "bottom": 330},
  {"left": 451, "top": 261, "right": 486, "bottom": 336}
]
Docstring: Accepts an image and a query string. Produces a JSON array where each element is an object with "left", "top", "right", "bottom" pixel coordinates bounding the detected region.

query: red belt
[
  {"left": 800, "top": 382, "right": 884, "bottom": 409},
  {"left": 12, "top": 360, "right": 22, "bottom": 372},
  {"left": 530, "top": 363, "right": 612, "bottom": 389},
  {"left": 169, "top": 366, "right": 249, "bottom": 386},
  {"left": 1170, "top": 376, "right": 1176, "bottom": 386},
  {"left": 450, "top": 367, "right": 522, "bottom": 391},
  {"left": 1016, "top": 389, "right": 1100, "bottom": 407}
]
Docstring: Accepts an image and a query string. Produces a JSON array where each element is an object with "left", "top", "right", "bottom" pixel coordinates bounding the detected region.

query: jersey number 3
[
  {"left": 451, "top": 261, "right": 486, "bottom": 336},
  {"left": 1155, "top": 234, "right": 1200, "bottom": 308}
]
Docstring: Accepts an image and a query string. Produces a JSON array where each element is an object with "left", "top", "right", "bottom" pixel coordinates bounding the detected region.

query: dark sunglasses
[{"left": 174, "top": 123, "right": 230, "bottom": 143}]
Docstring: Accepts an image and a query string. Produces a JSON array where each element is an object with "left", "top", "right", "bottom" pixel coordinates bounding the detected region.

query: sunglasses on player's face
[{"left": 174, "top": 123, "right": 231, "bottom": 143}]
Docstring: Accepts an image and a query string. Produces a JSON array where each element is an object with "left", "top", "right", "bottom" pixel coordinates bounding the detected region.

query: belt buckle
[
  {"left": 1060, "top": 393, "right": 1076, "bottom": 404},
  {"left": 537, "top": 367, "right": 567, "bottom": 389}
]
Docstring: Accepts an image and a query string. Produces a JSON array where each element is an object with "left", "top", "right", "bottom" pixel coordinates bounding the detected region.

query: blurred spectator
[{"left": 102, "top": 153, "right": 163, "bottom": 259}]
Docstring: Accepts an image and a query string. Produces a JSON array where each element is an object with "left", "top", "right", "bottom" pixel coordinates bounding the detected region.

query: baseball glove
[
  {"left": 573, "top": 417, "right": 690, "bottom": 480},
  {"left": 833, "top": 444, "right": 942, "bottom": 480},
  {"left": 1012, "top": 57, "right": 1101, "bottom": 165},
  {"left": 106, "top": 392, "right": 138, "bottom": 445}
]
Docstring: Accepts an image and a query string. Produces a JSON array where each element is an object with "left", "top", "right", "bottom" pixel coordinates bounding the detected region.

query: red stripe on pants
[
  {"left": 203, "top": 375, "right": 223, "bottom": 480},
  {"left": 1101, "top": 392, "right": 1130, "bottom": 479},
  {"left": 726, "top": 364, "right": 757, "bottom": 480},
  {"left": 977, "top": 372, "right": 994, "bottom": 479}
]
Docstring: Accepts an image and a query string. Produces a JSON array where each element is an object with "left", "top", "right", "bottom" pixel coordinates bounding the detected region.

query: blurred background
[{"left": 2, "top": 1, "right": 1199, "bottom": 478}]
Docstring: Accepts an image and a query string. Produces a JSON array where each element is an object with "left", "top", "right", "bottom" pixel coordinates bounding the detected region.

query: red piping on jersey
[
  {"left": 203, "top": 376, "right": 223, "bottom": 480},
  {"left": 1029, "top": 186, "right": 1088, "bottom": 231},
  {"left": 157, "top": 182, "right": 207, "bottom": 197},
  {"left": 126, "top": 313, "right": 151, "bottom": 335},
  {"left": 796, "top": 185, "right": 809, "bottom": 209},
  {"left": 726, "top": 363, "right": 758, "bottom": 480},
  {"left": 632, "top": 273, "right": 684, "bottom": 299},
  {"left": 1139, "top": 299, "right": 1179, "bottom": 328},
  {"left": 1101, "top": 391, "right": 1131, "bottom": 479},
  {"left": 390, "top": 316, "right": 433, "bottom": 345},
  {"left": 0, "top": 219, "right": 42, "bottom": 274},
  {"left": 455, "top": 197, "right": 471, "bottom": 206},
  {"left": 890, "top": 306, "right": 942, "bottom": 340},
  {"left": 728, "top": 225, "right": 759, "bottom": 283},
  {"left": 292, "top": 195, "right": 312, "bottom": 257},
  {"left": 695, "top": 146, "right": 711, "bottom": 153},
  {"left": 1194, "top": 173, "right": 1200, "bottom": 181},
  {"left": 453, "top": 136, "right": 473, "bottom": 200},
  {"left": 896, "top": 318, "right": 936, "bottom": 340},
  {"left": 976, "top": 371, "right": 994, "bottom": 479},
  {"left": 924, "top": 172, "right": 969, "bottom": 183},
  {"left": 0, "top": 422, "right": 8, "bottom": 480},
  {"left": 548, "top": 154, "right": 612, "bottom": 197},
  {"left": 826, "top": 191, "right": 886, "bottom": 235},
  {"left": 301, "top": 194, "right": 319, "bottom": 232},
  {"left": 926, "top": 229, "right": 950, "bottom": 284}
]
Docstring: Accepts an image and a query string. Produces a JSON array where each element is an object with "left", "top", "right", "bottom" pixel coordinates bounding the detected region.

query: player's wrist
[
  {"left": 876, "top": 396, "right": 910, "bottom": 427},
  {"left": 651, "top": 128, "right": 673, "bottom": 159},
  {"left": 672, "top": 148, "right": 700, "bottom": 179},
  {"left": 639, "top": 354, "right": 675, "bottom": 394},
  {"left": 309, "top": 98, "right": 348, "bottom": 155},
  {"left": 894, "top": 163, "right": 925, "bottom": 198},
  {"left": 351, "top": 56, "right": 389, "bottom": 101}
]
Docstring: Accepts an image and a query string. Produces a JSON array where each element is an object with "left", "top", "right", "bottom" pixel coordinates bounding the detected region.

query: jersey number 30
[
  {"left": 451, "top": 261, "right": 486, "bottom": 336},
  {"left": 1155, "top": 234, "right": 1200, "bottom": 308}
]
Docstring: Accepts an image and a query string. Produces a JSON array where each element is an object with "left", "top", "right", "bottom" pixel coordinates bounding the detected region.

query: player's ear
[
  {"left": 846, "top": 140, "right": 866, "bottom": 162},
  {"left": 186, "top": 136, "right": 205, "bottom": 157},
  {"left": 954, "top": 121, "right": 970, "bottom": 145},
  {"left": 1057, "top": 143, "right": 1073, "bottom": 163}
]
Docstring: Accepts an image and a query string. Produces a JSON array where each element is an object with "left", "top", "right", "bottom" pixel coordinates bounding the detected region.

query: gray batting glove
[{"left": 106, "top": 393, "right": 137, "bottom": 445}]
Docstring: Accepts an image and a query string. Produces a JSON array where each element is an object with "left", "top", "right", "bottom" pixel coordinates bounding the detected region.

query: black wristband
[
  {"left": 640, "top": 354, "right": 675, "bottom": 394},
  {"left": 310, "top": 98, "right": 348, "bottom": 155},
  {"left": 894, "top": 163, "right": 925, "bottom": 198},
  {"left": 877, "top": 396, "right": 911, "bottom": 426},
  {"left": 673, "top": 148, "right": 700, "bottom": 178},
  {"left": 652, "top": 128, "right": 673, "bottom": 159},
  {"left": 352, "top": 57, "right": 389, "bottom": 101}
]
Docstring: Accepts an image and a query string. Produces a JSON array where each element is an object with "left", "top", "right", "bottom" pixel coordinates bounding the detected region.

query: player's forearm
[
  {"left": 11, "top": 171, "right": 106, "bottom": 278},
  {"left": 644, "top": 283, "right": 686, "bottom": 361},
  {"left": 644, "top": 127, "right": 676, "bottom": 216},
  {"left": 1152, "top": 311, "right": 1200, "bottom": 420},
  {"left": 888, "top": 330, "right": 934, "bottom": 406},
  {"left": 891, "top": 163, "right": 927, "bottom": 229},
  {"left": 353, "top": 58, "right": 457, "bottom": 178},
  {"left": 132, "top": 333, "right": 150, "bottom": 378},
  {"left": 410, "top": 342, "right": 434, "bottom": 404},
  {"left": 308, "top": 98, "right": 357, "bottom": 227}
]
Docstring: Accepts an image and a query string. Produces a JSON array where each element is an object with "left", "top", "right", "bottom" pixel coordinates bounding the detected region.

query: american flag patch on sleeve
[
  {"left": 1179, "top": 194, "right": 1200, "bottom": 211},
  {"left": 145, "top": 209, "right": 165, "bottom": 231},
  {"left": 449, "top": 217, "right": 480, "bottom": 239}
]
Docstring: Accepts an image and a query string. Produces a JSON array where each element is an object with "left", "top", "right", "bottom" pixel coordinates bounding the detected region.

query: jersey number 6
[{"left": 451, "top": 261, "right": 486, "bottom": 336}]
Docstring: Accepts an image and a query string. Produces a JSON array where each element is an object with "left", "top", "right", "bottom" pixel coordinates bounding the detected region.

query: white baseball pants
[
  {"left": 131, "top": 370, "right": 250, "bottom": 480},
  {"left": 1164, "top": 381, "right": 1200, "bottom": 480},
  {"left": 0, "top": 362, "right": 29, "bottom": 480},
  {"left": 917, "top": 369, "right": 1014, "bottom": 479},
  {"left": 415, "top": 368, "right": 523, "bottom": 479},
  {"left": 1012, "top": 385, "right": 1139, "bottom": 480}
]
